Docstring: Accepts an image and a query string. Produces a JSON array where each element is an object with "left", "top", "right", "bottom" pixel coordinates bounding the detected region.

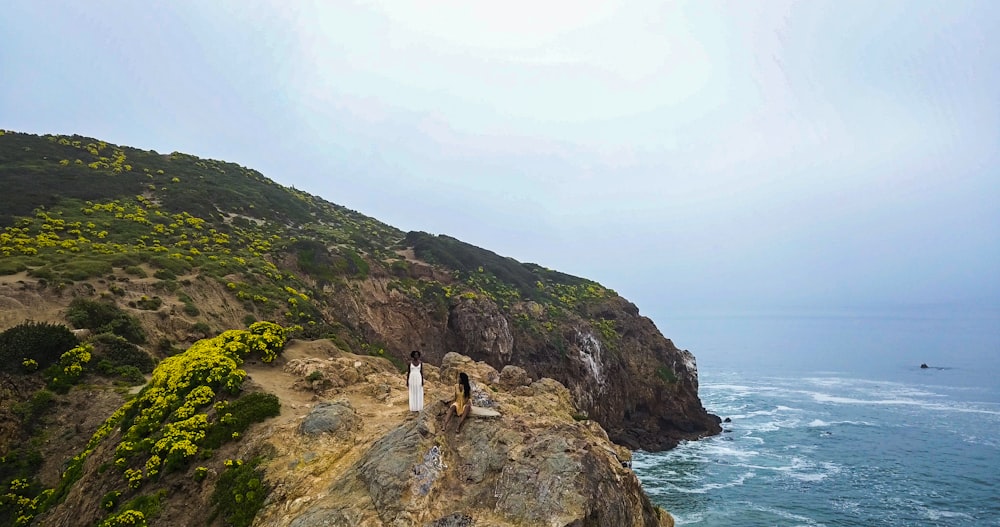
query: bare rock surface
[{"left": 252, "top": 343, "right": 674, "bottom": 527}]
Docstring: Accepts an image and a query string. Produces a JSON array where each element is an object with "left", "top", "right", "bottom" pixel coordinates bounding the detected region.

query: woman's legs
[
  {"left": 455, "top": 403, "right": 471, "bottom": 434},
  {"left": 443, "top": 403, "right": 457, "bottom": 431}
]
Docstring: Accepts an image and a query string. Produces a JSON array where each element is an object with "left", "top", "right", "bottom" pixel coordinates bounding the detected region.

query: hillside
[{"left": 0, "top": 130, "right": 717, "bottom": 525}]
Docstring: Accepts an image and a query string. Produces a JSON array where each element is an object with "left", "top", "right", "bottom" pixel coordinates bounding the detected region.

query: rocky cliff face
[
  {"left": 33, "top": 340, "right": 676, "bottom": 526},
  {"left": 323, "top": 261, "right": 720, "bottom": 451},
  {"left": 255, "top": 347, "right": 673, "bottom": 527}
]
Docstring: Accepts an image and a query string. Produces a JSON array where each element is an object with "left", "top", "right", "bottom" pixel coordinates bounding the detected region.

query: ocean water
[{"left": 634, "top": 309, "right": 1000, "bottom": 526}]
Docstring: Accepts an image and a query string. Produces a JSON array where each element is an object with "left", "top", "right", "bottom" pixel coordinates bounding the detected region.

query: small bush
[
  {"left": 202, "top": 392, "right": 280, "bottom": 449},
  {"left": 116, "top": 365, "right": 146, "bottom": 385},
  {"left": 156, "top": 338, "right": 173, "bottom": 353},
  {"left": 101, "top": 490, "right": 121, "bottom": 511},
  {"left": 61, "top": 258, "right": 114, "bottom": 281},
  {"left": 148, "top": 256, "right": 191, "bottom": 276},
  {"left": 111, "top": 255, "right": 142, "bottom": 268},
  {"left": 0, "top": 258, "right": 28, "bottom": 275},
  {"left": 12, "top": 390, "right": 56, "bottom": 430},
  {"left": 152, "top": 269, "right": 175, "bottom": 280},
  {"left": 135, "top": 296, "right": 162, "bottom": 311},
  {"left": 66, "top": 298, "right": 146, "bottom": 343},
  {"left": 0, "top": 321, "right": 79, "bottom": 372},
  {"left": 656, "top": 366, "right": 678, "bottom": 384},
  {"left": 191, "top": 321, "right": 211, "bottom": 335},
  {"left": 124, "top": 266, "right": 147, "bottom": 278},
  {"left": 209, "top": 458, "right": 269, "bottom": 527},
  {"left": 91, "top": 333, "right": 154, "bottom": 373},
  {"left": 27, "top": 266, "right": 57, "bottom": 281},
  {"left": 178, "top": 293, "right": 200, "bottom": 316}
]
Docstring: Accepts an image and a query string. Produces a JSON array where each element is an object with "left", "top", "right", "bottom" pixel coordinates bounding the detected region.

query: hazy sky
[{"left": 3, "top": 1, "right": 999, "bottom": 323}]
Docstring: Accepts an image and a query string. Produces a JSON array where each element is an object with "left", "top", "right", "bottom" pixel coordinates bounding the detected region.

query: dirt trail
[{"left": 244, "top": 339, "right": 442, "bottom": 441}]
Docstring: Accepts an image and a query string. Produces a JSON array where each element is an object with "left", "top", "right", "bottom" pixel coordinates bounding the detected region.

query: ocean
[{"left": 634, "top": 309, "right": 1000, "bottom": 526}]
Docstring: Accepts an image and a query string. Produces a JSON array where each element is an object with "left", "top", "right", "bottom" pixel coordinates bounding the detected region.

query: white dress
[{"left": 408, "top": 362, "right": 424, "bottom": 411}]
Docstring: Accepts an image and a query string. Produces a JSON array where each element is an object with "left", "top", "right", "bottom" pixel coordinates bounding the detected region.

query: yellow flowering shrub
[
  {"left": 108, "top": 324, "right": 290, "bottom": 482},
  {"left": 100, "top": 509, "right": 147, "bottom": 527}
]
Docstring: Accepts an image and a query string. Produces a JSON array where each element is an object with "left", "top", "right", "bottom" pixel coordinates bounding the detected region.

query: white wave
[
  {"left": 920, "top": 506, "right": 974, "bottom": 521},
  {"left": 704, "top": 383, "right": 755, "bottom": 393},
  {"left": 729, "top": 405, "right": 800, "bottom": 420},
  {"left": 747, "top": 504, "right": 825, "bottom": 526},
  {"left": 669, "top": 471, "right": 756, "bottom": 494},
  {"left": 809, "top": 392, "right": 1000, "bottom": 415},
  {"left": 789, "top": 472, "right": 828, "bottom": 482},
  {"left": 808, "top": 419, "right": 829, "bottom": 427}
]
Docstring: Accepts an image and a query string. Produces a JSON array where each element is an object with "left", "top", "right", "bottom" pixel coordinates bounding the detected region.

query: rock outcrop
[
  {"left": 253, "top": 344, "right": 674, "bottom": 527},
  {"left": 346, "top": 273, "right": 721, "bottom": 451}
]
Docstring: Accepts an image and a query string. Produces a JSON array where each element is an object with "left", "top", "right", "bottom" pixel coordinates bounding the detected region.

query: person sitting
[{"left": 443, "top": 372, "right": 472, "bottom": 435}]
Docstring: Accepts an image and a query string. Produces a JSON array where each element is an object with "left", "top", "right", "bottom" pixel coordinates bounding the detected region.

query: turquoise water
[{"left": 634, "top": 310, "right": 1000, "bottom": 526}]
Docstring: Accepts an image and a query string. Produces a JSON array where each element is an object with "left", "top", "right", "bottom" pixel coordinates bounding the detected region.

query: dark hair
[
  {"left": 410, "top": 350, "right": 421, "bottom": 359},
  {"left": 459, "top": 372, "right": 471, "bottom": 398}
]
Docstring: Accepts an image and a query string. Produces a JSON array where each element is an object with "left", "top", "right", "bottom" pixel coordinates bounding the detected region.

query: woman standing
[{"left": 407, "top": 350, "right": 424, "bottom": 412}]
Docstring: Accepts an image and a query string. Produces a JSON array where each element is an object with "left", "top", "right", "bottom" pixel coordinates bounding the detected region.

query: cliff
[
  {"left": 0, "top": 130, "right": 720, "bottom": 453},
  {"left": 0, "top": 130, "right": 719, "bottom": 525},
  {"left": 34, "top": 338, "right": 674, "bottom": 526}
]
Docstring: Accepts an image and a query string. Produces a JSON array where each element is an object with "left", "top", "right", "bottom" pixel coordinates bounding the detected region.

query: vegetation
[
  {"left": 0, "top": 323, "right": 293, "bottom": 526},
  {"left": 209, "top": 458, "right": 269, "bottom": 527},
  {"left": 0, "top": 130, "right": 639, "bottom": 525},
  {"left": 66, "top": 299, "right": 146, "bottom": 344},
  {"left": 91, "top": 333, "right": 155, "bottom": 374},
  {"left": 0, "top": 321, "right": 79, "bottom": 373}
]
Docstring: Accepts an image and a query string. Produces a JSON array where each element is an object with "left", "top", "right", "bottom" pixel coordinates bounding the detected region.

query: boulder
[
  {"left": 498, "top": 365, "right": 531, "bottom": 389},
  {"left": 299, "top": 400, "right": 359, "bottom": 439}
]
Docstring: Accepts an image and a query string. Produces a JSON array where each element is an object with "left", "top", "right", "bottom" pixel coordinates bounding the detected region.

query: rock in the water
[{"left": 920, "top": 363, "right": 929, "bottom": 369}]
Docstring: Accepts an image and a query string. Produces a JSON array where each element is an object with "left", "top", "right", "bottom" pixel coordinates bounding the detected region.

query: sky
[{"left": 2, "top": 1, "right": 999, "bottom": 329}]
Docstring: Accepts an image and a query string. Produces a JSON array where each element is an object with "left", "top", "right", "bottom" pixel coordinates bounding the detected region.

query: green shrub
[
  {"left": 61, "top": 258, "right": 114, "bottom": 281},
  {"left": 0, "top": 321, "right": 79, "bottom": 372},
  {"left": 27, "top": 266, "right": 57, "bottom": 281},
  {"left": 124, "top": 266, "right": 147, "bottom": 278},
  {"left": 148, "top": 256, "right": 191, "bottom": 275},
  {"left": 152, "top": 269, "right": 175, "bottom": 280},
  {"left": 210, "top": 458, "right": 269, "bottom": 527},
  {"left": 656, "top": 366, "right": 678, "bottom": 384},
  {"left": 178, "top": 293, "right": 200, "bottom": 316},
  {"left": 191, "top": 321, "right": 211, "bottom": 335},
  {"left": 111, "top": 255, "right": 142, "bottom": 268},
  {"left": 115, "top": 365, "right": 146, "bottom": 385},
  {"left": 66, "top": 298, "right": 146, "bottom": 343},
  {"left": 12, "top": 390, "right": 56, "bottom": 430},
  {"left": 91, "top": 333, "right": 154, "bottom": 373},
  {"left": 0, "top": 258, "right": 28, "bottom": 275},
  {"left": 202, "top": 392, "right": 280, "bottom": 449},
  {"left": 134, "top": 296, "right": 162, "bottom": 311},
  {"left": 101, "top": 490, "right": 121, "bottom": 511},
  {"left": 99, "top": 491, "right": 165, "bottom": 526}
]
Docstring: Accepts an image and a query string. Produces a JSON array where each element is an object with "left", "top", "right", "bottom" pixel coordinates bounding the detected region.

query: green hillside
[{"left": 0, "top": 130, "right": 713, "bottom": 527}]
